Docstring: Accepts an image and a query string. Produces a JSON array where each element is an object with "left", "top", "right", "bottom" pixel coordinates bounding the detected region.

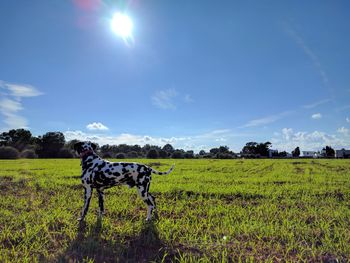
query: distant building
[
  {"left": 302, "top": 151, "right": 320, "bottom": 158},
  {"left": 335, "top": 149, "right": 350, "bottom": 158}
]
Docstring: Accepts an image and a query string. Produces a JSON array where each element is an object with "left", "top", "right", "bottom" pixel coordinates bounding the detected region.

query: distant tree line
[{"left": 0, "top": 128, "right": 338, "bottom": 159}]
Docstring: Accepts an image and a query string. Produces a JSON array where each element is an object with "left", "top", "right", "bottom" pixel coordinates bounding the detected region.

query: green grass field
[{"left": 0, "top": 159, "right": 350, "bottom": 262}]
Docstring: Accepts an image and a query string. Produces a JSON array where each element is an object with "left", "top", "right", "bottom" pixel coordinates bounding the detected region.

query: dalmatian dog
[{"left": 74, "top": 141, "right": 175, "bottom": 221}]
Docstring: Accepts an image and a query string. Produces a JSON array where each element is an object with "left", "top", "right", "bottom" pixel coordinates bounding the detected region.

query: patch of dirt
[
  {"left": 294, "top": 167, "right": 305, "bottom": 174},
  {"left": 146, "top": 162, "right": 164, "bottom": 167}
]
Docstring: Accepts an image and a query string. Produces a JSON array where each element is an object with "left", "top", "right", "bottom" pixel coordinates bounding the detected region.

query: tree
[
  {"left": 158, "top": 150, "right": 168, "bottom": 158},
  {"left": 184, "top": 150, "right": 194, "bottom": 159},
  {"left": 241, "top": 142, "right": 271, "bottom": 157},
  {"left": 292, "top": 147, "right": 300, "bottom": 157},
  {"left": 147, "top": 149, "right": 159, "bottom": 159},
  {"left": 171, "top": 150, "right": 184, "bottom": 159},
  {"left": 0, "top": 129, "right": 34, "bottom": 151},
  {"left": 162, "top": 144, "right": 174, "bottom": 155},
  {"left": 218, "top": 146, "right": 230, "bottom": 154},
  {"left": 323, "top": 146, "right": 335, "bottom": 158},
  {"left": 242, "top": 142, "right": 258, "bottom": 155},
  {"left": 37, "top": 132, "right": 65, "bottom": 158},
  {"left": 209, "top": 148, "right": 219, "bottom": 155},
  {"left": 199, "top": 150, "right": 207, "bottom": 156},
  {"left": 256, "top": 142, "right": 271, "bottom": 157}
]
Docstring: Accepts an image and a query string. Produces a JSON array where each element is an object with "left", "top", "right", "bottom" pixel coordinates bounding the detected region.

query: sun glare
[{"left": 111, "top": 12, "right": 133, "bottom": 39}]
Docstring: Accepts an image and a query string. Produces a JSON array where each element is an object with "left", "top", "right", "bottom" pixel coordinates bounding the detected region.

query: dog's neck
[
  {"left": 80, "top": 149, "right": 94, "bottom": 159},
  {"left": 80, "top": 150, "right": 98, "bottom": 168}
]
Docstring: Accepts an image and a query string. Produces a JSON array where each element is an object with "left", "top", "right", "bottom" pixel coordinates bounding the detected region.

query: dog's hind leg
[
  {"left": 137, "top": 184, "right": 156, "bottom": 221},
  {"left": 78, "top": 185, "right": 93, "bottom": 221},
  {"left": 97, "top": 188, "right": 105, "bottom": 217}
]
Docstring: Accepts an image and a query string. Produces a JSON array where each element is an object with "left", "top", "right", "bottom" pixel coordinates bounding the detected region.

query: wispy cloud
[
  {"left": 86, "top": 122, "right": 109, "bottom": 131},
  {"left": 346, "top": 117, "right": 350, "bottom": 123},
  {"left": 151, "top": 88, "right": 177, "bottom": 110},
  {"left": 5, "top": 83, "right": 43, "bottom": 97},
  {"left": 311, "top": 113, "right": 322, "bottom": 120},
  {"left": 286, "top": 26, "right": 329, "bottom": 86},
  {"left": 184, "top": 94, "right": 194, "bottom": 103},
  {"left": 0, "top": 80, "right": 43, "bottom": 130},
  {"left": 303, "top": 99, "right": 330, "bottom": 109},
  {"left": 337, "top": 127, "right": 349, "bottom": 135},
  {"left": 336, "top": 105, "right": 350, "bottom": 112},
  {"left": 240, "top": 111, "right": 294, "bottom": 128}
]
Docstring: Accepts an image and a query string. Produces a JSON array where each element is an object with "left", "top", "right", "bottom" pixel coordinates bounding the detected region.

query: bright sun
[{"left": 111, "top": 12, "right": 133, "bottom": 39}]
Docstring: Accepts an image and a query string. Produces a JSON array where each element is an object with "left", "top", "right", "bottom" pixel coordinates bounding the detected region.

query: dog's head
[{"left": 74, "top": 141, "right": 97, "bottom": 156}]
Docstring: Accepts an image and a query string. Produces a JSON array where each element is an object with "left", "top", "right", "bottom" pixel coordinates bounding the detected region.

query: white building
[
  {"left": 302, "top": 151, "right": 320, "bottom": 158},
  {"left": 336, "top": 149, "right": 350, "bottom": 158}
]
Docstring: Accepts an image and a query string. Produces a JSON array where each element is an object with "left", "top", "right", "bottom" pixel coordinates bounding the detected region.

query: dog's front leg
[
  {"left": 78, "top": 186, "right": 93, "bottom": 221},
  {"left": 97, "top": 188, "right": 105, "bottom": 217}
]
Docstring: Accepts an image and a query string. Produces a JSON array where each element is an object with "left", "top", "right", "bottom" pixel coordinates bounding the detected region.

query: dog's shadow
[{"left": 57, "top": 218, "right": 165, "bottom": 262}]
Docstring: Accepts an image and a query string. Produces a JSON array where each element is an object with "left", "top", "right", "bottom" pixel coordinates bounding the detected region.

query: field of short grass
[{"left": 0, "top": 159, "right": 350, "bottom": 262}]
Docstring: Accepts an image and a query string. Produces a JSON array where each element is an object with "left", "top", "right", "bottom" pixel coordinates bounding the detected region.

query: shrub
[
  {"left": 158, "top": 150, "right": 168, "bottom": 158},
  {"left": 20, "top": 149, "right": 38, "bottom": 159},
  {"left": 102, "top": 152, "right": 113, "bottom": 159},
  {"left": 128, "top": 151, "right": 139, "bottom": 158},
  {"left": 0, "top": 146, "right": 19, "bottom": 159},
  {"left": 171, "top": 150, "right": 184, "bottom": 159},
  {"left": 116, "top": 153, "right": 126, "bottom": 159},
  {"left": 147, "top": 149, "right": 159, "bottom": 159},
  {"left": 57, "top": 148, "right": 74, "bottom": 158}
]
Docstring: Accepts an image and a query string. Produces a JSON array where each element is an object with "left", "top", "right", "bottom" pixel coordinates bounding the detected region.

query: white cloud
[
  {"left": 0, "top": 81, "right": 42, "bottom": 129},
  {"left": 272, "top": 128, "right": 350, "bottom": 152},
  {"left": 86, "top": 122, "right": 109, "bottom": 131},
  {"left": 151, "top": 88, "right": 177, "bottom": 110},
  {"left": 311, "top": 113, "right": 322, "bottom": 120},
  {"left": 63, "top": 128, "right": 248, "bottom": 153},
  {"left": 281, "top": 128, "right": 293, "bottom": 140},
  {"left": 346, "top": 117, "right": 350, "bottom": 123},
  {"left": 240, "top": 111, "right": 294, "bottom": 128},
  {"left": 303, "top": 99, "right": 330, "bottom": 109},
  {"left": 5, "top": 83, "right": 43, "bottom": 97},
  {"left": 337, "top": 127, "right": 349, "bottom": 135},
  {"left": 65, "top": 130, "right": 185, "bottom": 148},
  {"left": 0, "top": 98, "right": 23, "bottom": 112}
]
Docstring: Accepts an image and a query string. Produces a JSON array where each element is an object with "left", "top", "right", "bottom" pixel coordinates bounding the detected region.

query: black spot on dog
[{"left": 98, "top": 163, "right": 106, "bottom": 169}]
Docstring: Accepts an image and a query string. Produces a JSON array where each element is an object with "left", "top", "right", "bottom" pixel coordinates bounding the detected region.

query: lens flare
[{"left": 111, "top": 12, "right": 133, "bottom": 38}]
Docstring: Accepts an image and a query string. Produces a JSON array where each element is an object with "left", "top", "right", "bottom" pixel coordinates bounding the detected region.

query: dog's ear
[
  {"left": 74, "top": 142, "right": 83, "bottom": 152},
  {"left": 91, "top": 143, "right": 97, "bottom": 151}
]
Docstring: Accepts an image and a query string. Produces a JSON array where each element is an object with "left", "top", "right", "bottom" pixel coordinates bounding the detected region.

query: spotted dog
[{"left": 74, "top": 141, "right": 174, "bottom": 221}]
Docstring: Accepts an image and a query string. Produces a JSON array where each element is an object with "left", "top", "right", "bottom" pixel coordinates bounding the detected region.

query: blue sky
[{"left": 1, "top": 0, "right": 349, "bottom": 152}]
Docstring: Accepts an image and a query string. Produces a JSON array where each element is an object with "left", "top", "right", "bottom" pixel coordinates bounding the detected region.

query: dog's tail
[{"left": 151, "top": 164, "right": 175, "bottom": 175}]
